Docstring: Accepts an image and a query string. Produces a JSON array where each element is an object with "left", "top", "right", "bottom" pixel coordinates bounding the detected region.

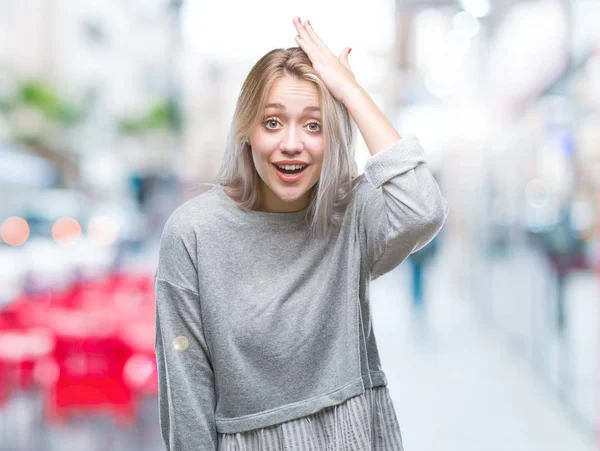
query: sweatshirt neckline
[{"left": 213, "top": 184, "right": 308, "bottom": 222}]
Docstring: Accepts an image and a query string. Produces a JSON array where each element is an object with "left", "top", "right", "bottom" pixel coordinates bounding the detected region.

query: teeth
[{"left": 276, "top": 164, "right": 306, "bottom": 170}]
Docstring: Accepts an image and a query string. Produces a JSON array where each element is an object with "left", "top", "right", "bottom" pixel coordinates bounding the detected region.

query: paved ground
[{"left": 370, "top": 243, "right": 596, "bottom": 451}]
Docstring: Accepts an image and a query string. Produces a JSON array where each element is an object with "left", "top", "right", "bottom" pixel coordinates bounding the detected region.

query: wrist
[{"left": 339, "top": 83, "right": 366, "bottom": 108}]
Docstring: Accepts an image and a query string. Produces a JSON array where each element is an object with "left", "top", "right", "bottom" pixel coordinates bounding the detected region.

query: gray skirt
[{"left": 218, "top": 386, "right": 404, "bottom": 451}]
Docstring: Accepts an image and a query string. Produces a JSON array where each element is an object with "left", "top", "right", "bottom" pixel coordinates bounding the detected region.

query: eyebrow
[{"left": 265, "top": 103, "right": 321, "bottom": 113}]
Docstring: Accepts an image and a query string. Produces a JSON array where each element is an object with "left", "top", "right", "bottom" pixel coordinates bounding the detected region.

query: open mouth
[{"left": 272, "top": 164, "right": 309, "bottom": 175}]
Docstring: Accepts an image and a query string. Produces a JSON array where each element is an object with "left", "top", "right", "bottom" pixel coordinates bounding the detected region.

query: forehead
[{"left": 264, "top": 76, "right": 320, "bottom": 110}]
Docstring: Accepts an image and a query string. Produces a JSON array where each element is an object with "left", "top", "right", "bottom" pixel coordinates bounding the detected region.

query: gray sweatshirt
[{"left": 154, "top": 136, "right": 449, "bottom": 450}]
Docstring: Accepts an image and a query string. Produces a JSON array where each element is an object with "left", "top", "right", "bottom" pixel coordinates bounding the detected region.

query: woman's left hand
[{"left": 293, "top": 17, "right": 360, "bottom": 105}]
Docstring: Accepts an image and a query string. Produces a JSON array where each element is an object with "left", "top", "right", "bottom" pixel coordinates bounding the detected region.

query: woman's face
[{"left": 249, "top": 75, "right": 324, "bottom": 213}]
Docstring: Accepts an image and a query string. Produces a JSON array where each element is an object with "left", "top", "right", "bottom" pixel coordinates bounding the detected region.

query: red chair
[
  {"left": 1, "top": 270, "right": 155, "bottom": 426},
  {"left": 43, "top": 309, "right": 136, "bottom": 426}
]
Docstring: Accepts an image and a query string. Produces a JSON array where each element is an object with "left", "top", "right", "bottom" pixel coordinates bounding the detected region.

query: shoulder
[
  {"left": 161, "top": 184, "right": 223, "bottom": 240},
  {"left": 156, "top": 185, "right": 223, "bottom": 283}
]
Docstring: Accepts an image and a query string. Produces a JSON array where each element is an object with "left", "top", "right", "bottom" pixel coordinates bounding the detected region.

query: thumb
[{"left": 338, "top": 47, "right": 352, "bottom": 70}]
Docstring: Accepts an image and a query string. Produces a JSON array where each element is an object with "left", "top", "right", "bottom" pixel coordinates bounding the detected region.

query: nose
[{"left": 280, "top": 127, "right": 304, "bottom": 153}]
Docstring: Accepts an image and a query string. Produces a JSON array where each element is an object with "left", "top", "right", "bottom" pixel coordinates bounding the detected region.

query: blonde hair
[{"left": 201, "top": 46, "right": 358, "bottom": 238}]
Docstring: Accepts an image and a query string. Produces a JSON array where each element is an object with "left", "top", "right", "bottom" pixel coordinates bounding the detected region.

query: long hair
[{"left": 199, "top": 47, "right": 359, "bottom": 238}]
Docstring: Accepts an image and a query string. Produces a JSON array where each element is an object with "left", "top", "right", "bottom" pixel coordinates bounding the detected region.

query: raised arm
[
  {"left": 292, "top": 17, "right": 449, "bottom": 279},
  {"left": 358, "top": 136, "right": 449, "bottom": 280}
]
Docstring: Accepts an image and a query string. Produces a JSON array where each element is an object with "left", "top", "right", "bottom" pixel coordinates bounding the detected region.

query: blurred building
[{"left": 0, "top": 0, "right": 183, "bottom": 199}]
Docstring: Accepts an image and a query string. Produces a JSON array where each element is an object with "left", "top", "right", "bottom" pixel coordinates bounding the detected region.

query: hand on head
[{"left": 292, "top": 17, "right": 359, "bottom": 104}]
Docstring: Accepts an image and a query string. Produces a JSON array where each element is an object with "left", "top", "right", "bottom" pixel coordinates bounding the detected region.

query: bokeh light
[
  {"left": 0, "top": 216, "right": 30, "bottom": 246},
  {"left": 459, "top": 0, "right": 491, "bottom": 18},
  {"left": 52, "top": 218, "right": 82, "bottom": 246},
  {"left": 525, "top": 179, "right": 551, "bottom": 209},
  {"left": 452, "top": 11, "right": 480, "bottom": 38},
  {"left": 87, "top": 215, "right": 120, "bottom": 247},
  {"left": 124, "top": 354, "right": 155, "bottom": 388},
  {"left": 173, "top": 336, "right": 189, "bottom": 351}
]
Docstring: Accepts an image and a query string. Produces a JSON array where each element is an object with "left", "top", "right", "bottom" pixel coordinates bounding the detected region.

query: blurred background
[{"left": 0, "top": 0, "right": 599, "bottom": 450}]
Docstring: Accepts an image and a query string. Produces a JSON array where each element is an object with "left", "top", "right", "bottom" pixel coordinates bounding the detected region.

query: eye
[
  {"left": 307, "top": 121, "right": 322, "bottom": 132},
  {"left": 264, "top": 118, "right": 280, "bottom": 130}
]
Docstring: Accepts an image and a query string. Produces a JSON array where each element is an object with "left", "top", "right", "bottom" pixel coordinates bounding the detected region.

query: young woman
[{"left": 154, "top": 17, "right": 449, "bottom": 451}]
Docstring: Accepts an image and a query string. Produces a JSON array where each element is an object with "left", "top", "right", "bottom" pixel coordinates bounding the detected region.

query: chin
[
  {"left": 275, "top": 191, "right": 305, "bottom": 203},
  {"left": 271, "top": 185, "right": 309, "bottom": 201}
]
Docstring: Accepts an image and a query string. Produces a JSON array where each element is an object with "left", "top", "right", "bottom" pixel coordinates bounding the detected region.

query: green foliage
[
  {"left": 0, "top": 80, "right": 87, "bottom": 125},
  {"left": 0, "top": 97, "right": 9, "bottom": 114},
  {"left": 118, "top": 98, "right": 181, "bottom": 135}
]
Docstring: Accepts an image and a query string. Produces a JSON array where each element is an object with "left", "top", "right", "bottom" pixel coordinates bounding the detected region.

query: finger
[
  {"left": 303, "top": 20, "right": 332, "bottom": 56},
  {"left": 293, "top": 17, "right": 319, "bottom": 59},
  {"left": 338, "top": 47, "right": 352, "bottom": 70},
  {"left": 294, "top": 33, "right": 315, "bottom": 60},
  {"left": 293, "top": 17, "right": 316, "bottom": 48}
]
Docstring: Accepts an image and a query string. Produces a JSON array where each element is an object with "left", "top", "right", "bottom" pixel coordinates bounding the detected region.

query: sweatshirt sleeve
[
  {"left": 154, "top": 213, "right": 218, "bottom": 450},
  {"left": 358, "top": 136, "right": 450, "bottom": 281}
]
